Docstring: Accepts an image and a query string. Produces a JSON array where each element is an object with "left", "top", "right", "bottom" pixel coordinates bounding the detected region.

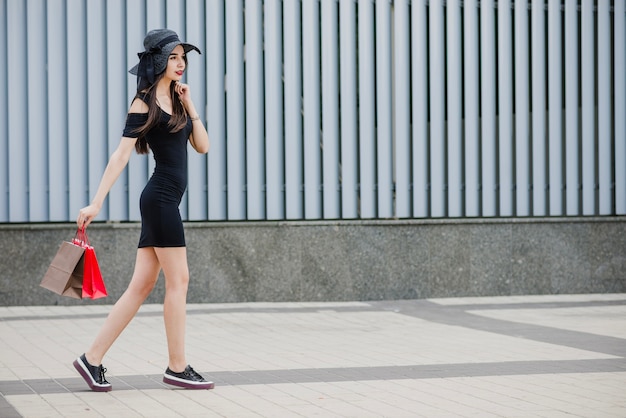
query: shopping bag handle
[{"left": 73, "top": 227, "right": 91, "bottom": 248}]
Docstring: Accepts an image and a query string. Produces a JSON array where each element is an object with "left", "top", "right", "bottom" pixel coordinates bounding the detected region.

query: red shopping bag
[
  {"left": 82, "top": 246, "right": 108, "bottom": 299},
  {"left": 73, "top": 228, "right": 108, "bottom": 300}
]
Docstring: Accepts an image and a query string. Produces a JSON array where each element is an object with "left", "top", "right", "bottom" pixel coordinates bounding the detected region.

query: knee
[
  {"left": 165, "top": 274, "right": 189, "bottom": 294},
  {"left": 128, "top": 277, "right": 158, "bottom": 299}
]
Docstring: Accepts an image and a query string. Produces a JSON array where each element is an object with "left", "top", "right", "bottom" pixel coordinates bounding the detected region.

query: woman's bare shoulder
[{"left": 129, "top": 93, "right": 149, "bottom": 114}]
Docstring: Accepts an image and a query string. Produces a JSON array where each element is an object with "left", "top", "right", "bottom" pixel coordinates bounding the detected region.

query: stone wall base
[{"left": 1, "top": 218, "right": 624, "bottom": 306}]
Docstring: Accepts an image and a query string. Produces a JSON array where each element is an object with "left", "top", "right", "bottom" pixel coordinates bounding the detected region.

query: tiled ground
[{"left": 1, "top": 294, "right": 625, "bottom": 417}]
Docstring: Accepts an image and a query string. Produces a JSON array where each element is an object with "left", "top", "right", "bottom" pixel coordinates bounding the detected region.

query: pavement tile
[{"left": 0, "top": 294, "right": 625, "bottom": 417}]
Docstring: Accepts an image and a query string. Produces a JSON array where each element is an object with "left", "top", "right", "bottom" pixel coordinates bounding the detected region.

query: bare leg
[
  {"left": 154, "top": 246, "right": 190, "bottom": 372},
  {"left": 85, "top": 248, "right": 161, "bottom": 366}
]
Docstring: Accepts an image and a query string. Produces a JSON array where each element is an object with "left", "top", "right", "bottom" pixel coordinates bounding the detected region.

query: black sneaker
[
  {"left": 73, "top": 354, "right": 112, "bottom": 392},
  {"left": 163, "top": 365, "right": 214, "bottom": 389}
]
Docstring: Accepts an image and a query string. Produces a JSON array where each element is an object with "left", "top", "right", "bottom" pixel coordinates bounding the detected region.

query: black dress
[{"left": 122, "top": 95, "right": 193, "bottom": 248}]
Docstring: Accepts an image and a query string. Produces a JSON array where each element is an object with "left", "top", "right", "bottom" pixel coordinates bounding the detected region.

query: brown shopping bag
[
  {"left": 40, "top": 239, "right": 86, "bottom": 299},
  {"left": 40, "top": 228, "right": 108, "bottom": 300}
]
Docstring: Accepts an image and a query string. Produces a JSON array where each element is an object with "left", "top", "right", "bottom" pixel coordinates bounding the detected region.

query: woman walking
[{"left": 73, "top": 29, "right": 212, "bottom": 391}]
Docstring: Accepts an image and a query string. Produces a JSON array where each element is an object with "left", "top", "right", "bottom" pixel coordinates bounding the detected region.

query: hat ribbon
[{"left": 135, "top": 34, "right": 180, "bottom": 83}]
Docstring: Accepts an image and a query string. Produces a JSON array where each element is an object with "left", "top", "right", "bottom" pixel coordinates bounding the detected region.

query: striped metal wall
[{"left": 0, "top": 0, "right": 624, "bottom": 223}]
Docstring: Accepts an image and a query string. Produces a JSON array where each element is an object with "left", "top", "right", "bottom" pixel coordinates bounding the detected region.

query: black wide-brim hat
[{"left": 129, "top": 29, "right": 201, "bottom": 84}]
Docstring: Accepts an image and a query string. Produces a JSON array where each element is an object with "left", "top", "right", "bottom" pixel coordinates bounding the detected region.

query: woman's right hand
[{"left": 77, "top": 204, "right": 100, "bottom": 229}]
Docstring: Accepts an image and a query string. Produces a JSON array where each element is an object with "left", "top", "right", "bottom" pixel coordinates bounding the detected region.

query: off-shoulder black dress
[{"left": 122, "top": 94, "right": 192, "bottom": 248}]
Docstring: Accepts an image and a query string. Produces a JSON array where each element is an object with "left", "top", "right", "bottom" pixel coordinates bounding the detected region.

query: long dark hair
[{"left": 133, "top": 57, "right": 189, "bottom": 154}]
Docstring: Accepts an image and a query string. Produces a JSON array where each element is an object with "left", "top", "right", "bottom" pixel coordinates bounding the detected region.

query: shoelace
[
  {"left": 98, "top": 366, "right": 109, "bottom": 384},
  {"left": 184, "top": 366, "right": 205, "bottom": 381}
]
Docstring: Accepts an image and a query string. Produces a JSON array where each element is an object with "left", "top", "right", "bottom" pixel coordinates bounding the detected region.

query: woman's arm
[
  {"left": 77, "top": 99, "right": 147, "bottom": 228},
  {"left": 76, "top": 136, "right": 137, "bottom": 228},
  {"left": 175, "top": 81, "right": 210, "bottom": 154},
  {"left": 187, "top": 107, "right": 210, "bottom": 154}
]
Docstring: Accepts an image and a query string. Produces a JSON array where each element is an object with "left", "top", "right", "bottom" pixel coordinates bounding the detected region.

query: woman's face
[{"left": 164, "top": 44, "right": 186, "bottom": 82}]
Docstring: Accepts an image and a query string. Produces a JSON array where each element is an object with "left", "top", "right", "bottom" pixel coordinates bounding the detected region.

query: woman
[{"left": 73, "top": 29, "right": 212, "bottom": 391}]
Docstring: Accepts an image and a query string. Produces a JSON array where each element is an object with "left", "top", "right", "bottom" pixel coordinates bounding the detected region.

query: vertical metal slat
[
  {"left": 284, "top": 0, "right": 304, "bottom": 219},
  {"left": 206, "top": 0, "right": 227, "bottom": 220},
  {"left": 8, "top": 0, "right": 29, "bottom": 222},
  {"left": 264, "top": 0, "right": 285, "bottom": 220},
  {"left": 226, "top": 0, "right": 246, "bottom": 220},
  {"left": 47, "top": 0, "right": 69, "bottom": 221},
  {"left": 376, "top": 0, "right": 393, "bottom": 218},
  {"left": 430, "top": 0, "right": 446, "bottom": 217},
  {"left": 597, "top": 0, "right": 612, "bottom": 215},
  {"left": 515, "top": 0, "right": 531, "bottom": 216},
  {"left": 581, "top": 0, "right": 595, "bottom": 215},
  {"left": 27, "top": 0, "right": 49, "bottom": 221},
  {"left": 565, "top": 0, "right": 580, "bottom": 215},
  {"left": 412, "top": 0, "right": 429, "bottom": 218},
  {"left": 548, "top": 0, "right": 563, "bottom": 215},
  {"left": 245, "top": 0, "right": 265, "bottom": 220},
  {"left": 321, "top": 0, "right": 340, "bottom": 219},
  {"left": 531, "top": 0, "right": 547, "bottom": 216},
  {"left": 0, "top": 0, "right": 7, "bottom": 221},
  {"left": 447, "top": 0, "right": 463, "bottom": 217},
  {"left": 146, "top": 0, "right": 165, "bottom": 28},
  {"left": 498, "top": 0, "right": 514, "bottom": 216},
  {"left": 166, "top": 0, "right": 184, "bottom": 34},
  {"left": 302, "top": 0, "right": 322, "bottom": 219},
  {"left": 394, "top": 0, "right": 412, "bottom": 218},
  {"left": 339, "top": 0, "right": 358, "bottom": 219},
  {"left": 482, "top": 0, "right": 497, "bottom": 216},
  {"left": 616, "top": 0, "right": 626, "bottom": 215},
  {"left": 358, "top": 0, "right": 376, "bottom": 218},
  {"left": 464, "top": 0, "right": 480, "bottom": 216}
]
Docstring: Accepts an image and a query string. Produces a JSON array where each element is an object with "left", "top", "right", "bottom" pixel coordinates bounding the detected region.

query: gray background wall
[
  {"left": 2, "top": 218, "right": 624, "bottom": 306},
  {"left": 1, "top": 2, "right": 624, "bottom": 307},
  {"left": 2, "top": 1, "right": 625, "bottom": 224}
]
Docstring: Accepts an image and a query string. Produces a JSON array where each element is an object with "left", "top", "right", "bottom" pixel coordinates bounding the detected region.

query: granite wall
[{"left": 1, "top": 218, "right": 624, "bottom": 306}]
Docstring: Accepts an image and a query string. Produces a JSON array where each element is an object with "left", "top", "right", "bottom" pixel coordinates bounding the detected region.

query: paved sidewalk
[{"left": 0, "top": 294, "right": 625, "bottom": 417}]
